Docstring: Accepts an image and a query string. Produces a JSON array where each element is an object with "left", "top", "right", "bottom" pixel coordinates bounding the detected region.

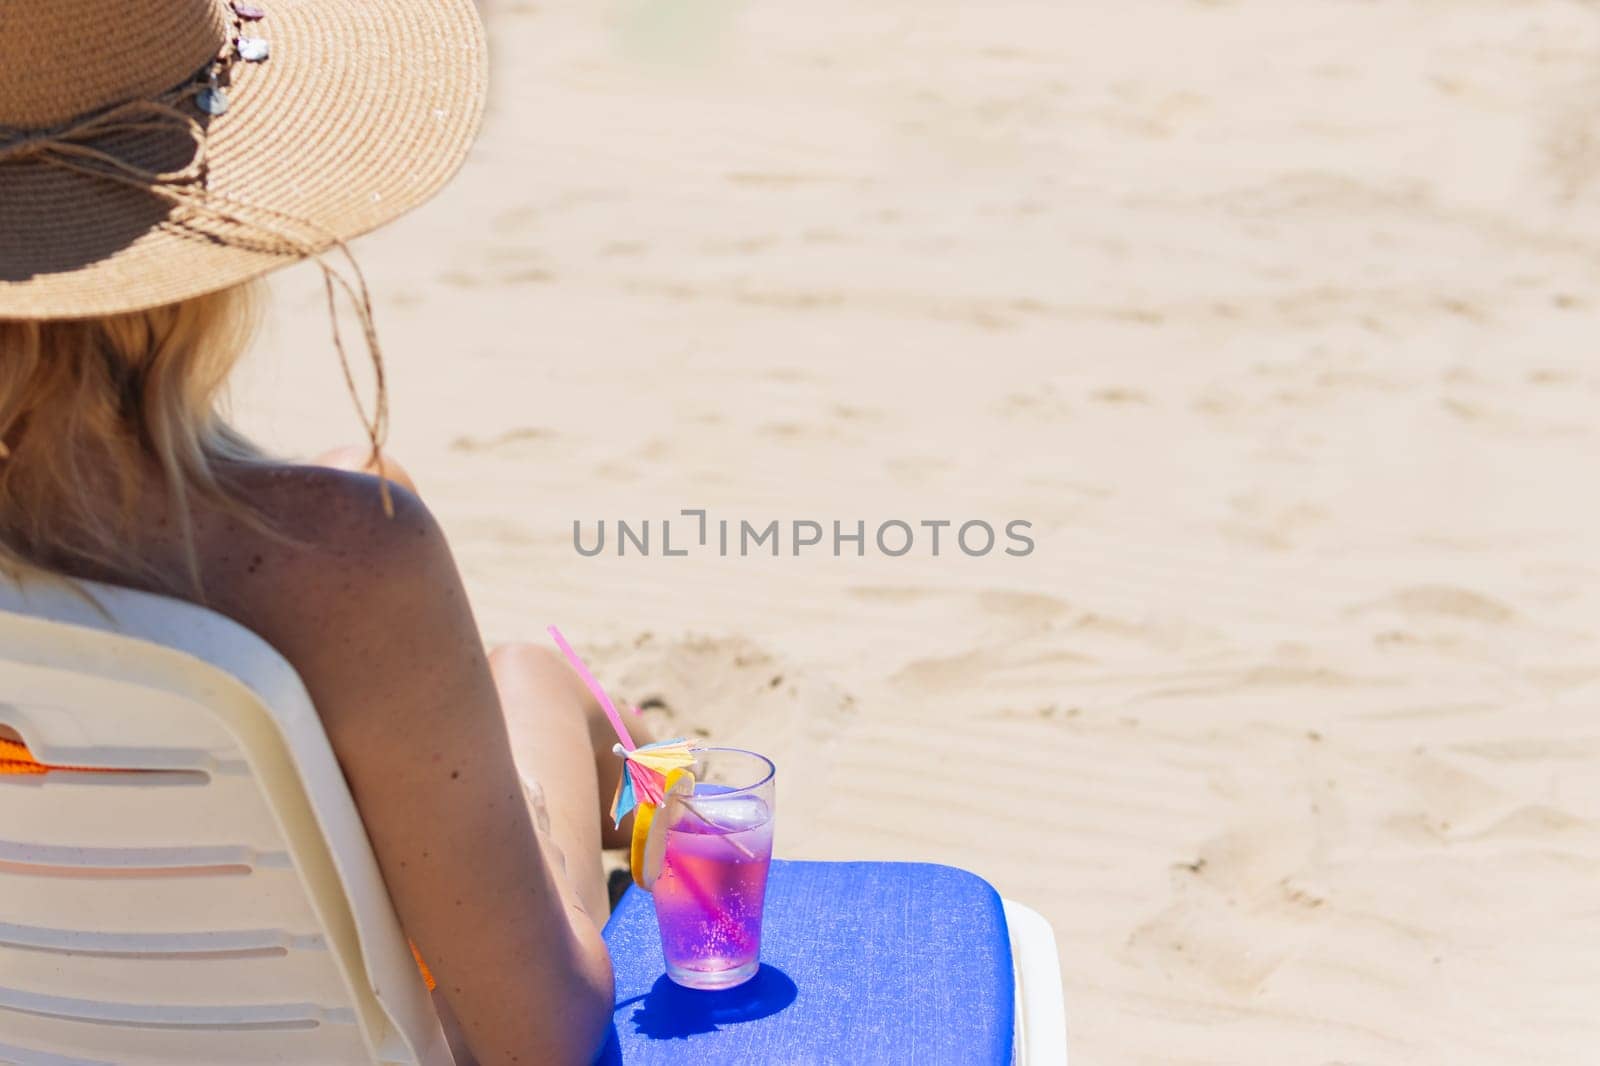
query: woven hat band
[{"left": 0, "top": 0, "right": 230, "bottom": 127}]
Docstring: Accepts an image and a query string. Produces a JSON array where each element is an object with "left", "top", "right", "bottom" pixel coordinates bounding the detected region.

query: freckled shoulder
[
  {"left": 200, "top": 462, "right": 480, "bottom": 753},
  {"left": 202, "top": 463, "right": 456, "bottom": 650},
  {"left": 226, "top": 463, "right": 438, "bottom": 553},
  {"left": 217, "top": 460, "right": 444, "bottom": 569}
]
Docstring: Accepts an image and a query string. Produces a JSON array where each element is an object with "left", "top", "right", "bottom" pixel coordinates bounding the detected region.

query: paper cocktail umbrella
[{"left": 610, "top": 737, "right": 698, "bottom": 826}]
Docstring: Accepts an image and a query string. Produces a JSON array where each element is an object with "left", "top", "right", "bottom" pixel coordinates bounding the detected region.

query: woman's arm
[{"left": 260, "top": 481, "right": 613, "bottom": 1065}]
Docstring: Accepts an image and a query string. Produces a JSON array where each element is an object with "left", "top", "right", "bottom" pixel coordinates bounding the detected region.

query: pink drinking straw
[
  {"left": 548, "top": 625, "right": 636, "bottom": 750},
  {"left": 547, "top": 626, "right": 748, "bottom": 945}
]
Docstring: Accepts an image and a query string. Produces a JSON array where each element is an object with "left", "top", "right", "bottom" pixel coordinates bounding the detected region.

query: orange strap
[
  {"left": 0, "top": 738, "right": 48, "bottom": 776},
  {"left": 410, "top": 941, "right": 438, "bottom": 991},
  {"left": 0, "top": 737, "right": 119, "bottom": 775}
]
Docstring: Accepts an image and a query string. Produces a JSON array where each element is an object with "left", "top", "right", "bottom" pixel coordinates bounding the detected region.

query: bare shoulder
[
  {"left": 200, "top": 463, "right": 478, "bottom": 734},
  {"left": 223, "top": 461, "right": 441, "bottom": 561}
]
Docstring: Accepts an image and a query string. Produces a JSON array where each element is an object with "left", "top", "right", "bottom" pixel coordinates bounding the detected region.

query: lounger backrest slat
[
  {"left": 0, "top": 1006, "right": 376, "bottom": 1065},
  {"left": 0, "top": 771, "right": 286, "bottom": 855},
  {"left": 0, "top": 924, "right": 344, "bottom": 1002}
]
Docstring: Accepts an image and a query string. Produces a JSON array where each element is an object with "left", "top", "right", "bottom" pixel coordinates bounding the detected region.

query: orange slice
[{"left": 630, "top": 768, "right": 695, "bottom": 892}]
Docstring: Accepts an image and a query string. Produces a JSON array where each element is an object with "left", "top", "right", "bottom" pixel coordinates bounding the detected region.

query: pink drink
[{"left": 653, "top": 787, "right": 774, "bottom": 990}]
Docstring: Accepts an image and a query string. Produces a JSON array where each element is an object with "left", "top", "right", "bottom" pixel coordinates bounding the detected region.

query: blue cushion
[{"left": 598, "top": 860, "right": 1014, "bottom": 1065}]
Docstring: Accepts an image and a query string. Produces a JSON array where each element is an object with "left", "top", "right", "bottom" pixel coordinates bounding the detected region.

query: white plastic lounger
[
  {"left": 0, "top": 575, "right": 1068, "bottom": 1065},
  {"left": 1005, "top": 899, "right": 1069, "bottom": 1065},
  {"left": 0, "top": 575, "right": 450, "bottom": 1066}
]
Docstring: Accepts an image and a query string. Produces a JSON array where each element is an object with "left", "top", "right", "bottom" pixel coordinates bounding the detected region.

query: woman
[{"left": 0, "top": 1, "right": 619, "bottom": 1062}]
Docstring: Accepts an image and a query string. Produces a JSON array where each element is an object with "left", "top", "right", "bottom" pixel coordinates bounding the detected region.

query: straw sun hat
[{"left": 0, "top": 0, "right": 488, "bottom": 319}]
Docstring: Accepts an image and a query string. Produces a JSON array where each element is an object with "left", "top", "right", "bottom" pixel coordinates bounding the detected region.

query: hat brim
[{"left": 0, "top": 0, "right": 488, "bottom": 318}]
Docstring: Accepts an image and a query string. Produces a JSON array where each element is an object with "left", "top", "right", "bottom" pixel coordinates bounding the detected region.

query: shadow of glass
[{"left": 595, "top": 964, "right": 799, "bottom": 1059}]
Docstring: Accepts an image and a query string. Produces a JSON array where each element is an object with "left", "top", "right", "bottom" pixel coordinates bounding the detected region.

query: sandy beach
[{"left": 233, "top": 2, "right": 1600, "bottom": 1062}]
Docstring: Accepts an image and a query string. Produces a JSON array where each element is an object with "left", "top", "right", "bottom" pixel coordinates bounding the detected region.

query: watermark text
[{"left": 572, "top": 511, "right": 1035, "bottom": 558}]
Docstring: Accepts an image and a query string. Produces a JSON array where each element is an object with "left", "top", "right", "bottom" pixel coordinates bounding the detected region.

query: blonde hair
[{"left": 0, "top": 283, "right": 266, "bottom": 593}]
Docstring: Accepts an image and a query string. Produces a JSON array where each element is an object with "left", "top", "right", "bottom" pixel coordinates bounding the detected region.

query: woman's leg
[{"left": 487, "top": 643, "right": 613, "bottom": 921}]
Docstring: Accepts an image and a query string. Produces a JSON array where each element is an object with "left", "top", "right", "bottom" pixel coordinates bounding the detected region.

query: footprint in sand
[
  {"left": 829, "top": 403, "right": 882, "bottom": 423},
  {"left": 847, "top": 586, "right": 1069, "bottom": 625},
  {"left": 1350, "top": 585, "right": 1516, "bottom": 625},
  {"left": 891, "top": 643, "right": 1095, "bottom": 695},
  {"left": 582, "top": 633, "right": 857, "bottom": 768},
  {"left": 995, "top": 384, "right": 1070, "bottom": 419},
  {"left": 974, "top": 588, "right": 1071, "bottom": 622},
  {"left": 1089, "top": 386, "right": 1151, "bottom": 405},
  {"left": 1377, "top": 748, "right": 1508, "bottom": 843},
  {"left": 449, "top": 427, "right": 556, "bottom": 453},
  {"left": 1540, "top": 75, "right": 1600, "bottom": 202},
  {"left": 1127, "top": 820, "right": 1330, "bottom": 997}
]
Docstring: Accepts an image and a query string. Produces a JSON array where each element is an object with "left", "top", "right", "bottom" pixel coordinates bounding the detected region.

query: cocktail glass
[{"left": 651, "top": 747, "right": 775, "bottom": 990}]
